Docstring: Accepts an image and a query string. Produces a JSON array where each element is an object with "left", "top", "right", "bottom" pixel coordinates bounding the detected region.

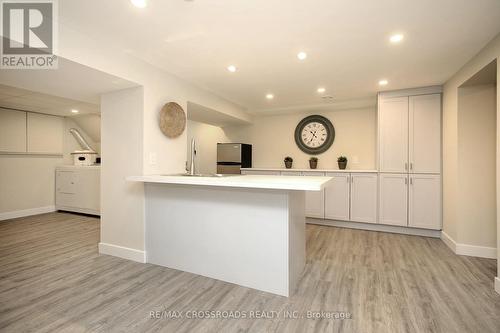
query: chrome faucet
[{"left": 187, "top": 138, "right": 197, "bottom": 175}]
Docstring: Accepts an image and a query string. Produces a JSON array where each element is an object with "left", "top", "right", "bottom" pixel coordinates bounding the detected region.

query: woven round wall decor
[{"left": 159, "top": 102, "right": 186, "bottom": 138}]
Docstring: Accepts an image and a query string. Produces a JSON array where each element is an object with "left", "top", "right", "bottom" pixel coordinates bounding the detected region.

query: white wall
[
  {"left": 187, "top": 120, "right": 230, "bottom": 174},
  {"left": 55, "top": 22, "right": 249, "bottom": 256},
  {"left": 100, "top": 87, "right": 144, "bottom": 253},
  {"left": 442, "top": 33, "right": 500, "bottom": 275},
  {"left": 457, "top": 84, "right": 497, "bottom": 248},
  {"left": 72, "top": 114, "right": 101, "bottom": 143},
  {"left": 0, "top": 111, "right": 97, "bottom": 218},
  {"left": 224, "top": 107, "right": 377, "bottom": 170}
]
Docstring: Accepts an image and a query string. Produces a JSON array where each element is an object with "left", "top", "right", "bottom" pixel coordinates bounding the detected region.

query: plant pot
[
  {"left": 309, "top": 160, "right": 318, "bottom": 169},
  {"left": 338, "top": 161, "right": 347, "bottom": 170},
  {"left": 284, "top": 161, "right": 293, "bottom": 169}
]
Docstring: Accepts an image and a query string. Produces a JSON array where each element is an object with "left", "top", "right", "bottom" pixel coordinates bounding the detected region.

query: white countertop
[
  {"left": 127, "top": 174, "right": 332, "bottom": 191},
  {"left": 241, "top": 167, "right": 378, "bottom": 173}
]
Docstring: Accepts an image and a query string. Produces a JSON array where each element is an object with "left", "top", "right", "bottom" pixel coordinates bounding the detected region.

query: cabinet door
[
  {"left": 324, "top": 173, "right": 350, "bottom": 221},
  {"left": 27, "top": 113, "right": 63, "bottom": 153},
  {"left": 56, "top": 170, "right": 77, "bottom": 194},
  {"left": 409, "top": 174, "right": 441, "bottom": 230},
  {"left": 55, "top": 170, "right": 77, "bottom": 208},
  {"left": 302, "top": 172, "right": 325, "bottom": 219},
  {"left": 379, "top": 173, "right": 408, "bottom": 226},
  {"left": 0, "top": 108, "right": 26, "bottom": 152},
  {"left": 280, "top": 171, "right": 302, "bottom": 176},
  {"left": 77, "top": 168, "right": 100, "bottom": 211},
  {"left": 241, "top": 170, "right": 280, "bottom": 175},
  {"left": 350, "top": 173, "right": 377, "bottom": 223},
  {"left": 379, "top": 97, "right": 409, "bottom": 172},
  {"left": 409, "top": 94, "right": 441, "bottom": 173}
]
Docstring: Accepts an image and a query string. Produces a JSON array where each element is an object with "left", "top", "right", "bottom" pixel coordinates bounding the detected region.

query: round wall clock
[{"left": 294, "top": 115, "right": 335, "bottom": 154}]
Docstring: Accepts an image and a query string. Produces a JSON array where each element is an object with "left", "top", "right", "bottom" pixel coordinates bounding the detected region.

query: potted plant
[
  {"left": 338, "top": 156, "right": 348, "bottom": 170},
  {"left": 284, "top": 156, "right": 293, "bottom": 169},
  {"left": 309, "top": 157, "right": 318, "bottom": 169}
]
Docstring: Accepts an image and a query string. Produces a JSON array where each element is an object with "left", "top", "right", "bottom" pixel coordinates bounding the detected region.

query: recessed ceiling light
[
  {"left": 227, "top": 65, "right": 237, "bottom": 73},
  {"left": 71, "top": 109, "right": 79, "bottom": 114},
  {"left": 378, "top": 79, "right": 388, "bottom": 86},
  {"left": 131, "top": 0, "right": 147, "bottom": 8},
  {"left": 266, "top": 93, "right": 274, "bottom": 100},
  {"left": 317, "top": 87, "right": 326, "bottom": 93},
  {"left": 389, "top": 34, "right": 404, "bottom": 43},
  {"left": 297, "top": 52, "right": 307, "bottom": 60}
]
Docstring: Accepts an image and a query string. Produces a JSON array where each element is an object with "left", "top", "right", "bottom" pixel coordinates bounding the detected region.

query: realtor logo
[{"left": 1, "top": 0, "right": 58, "bottom": 69}]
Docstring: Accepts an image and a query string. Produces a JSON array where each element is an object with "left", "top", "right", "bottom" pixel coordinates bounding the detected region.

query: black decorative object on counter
[
  {"left": 338, "top": 156, "right": 347, "bottom": 170},
  {"left": 284, "top": 156, "right": 293, "bottom": 169},
  {"left": 309, "top": 157, "right": 318, "bottom": 169}
]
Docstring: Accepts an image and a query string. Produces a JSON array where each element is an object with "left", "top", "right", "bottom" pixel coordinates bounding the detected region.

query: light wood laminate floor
[{"left": 0, "top": 212, "right": 499, "bottom": 333}]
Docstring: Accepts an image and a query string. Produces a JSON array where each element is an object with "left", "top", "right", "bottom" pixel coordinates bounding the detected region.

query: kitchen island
[{"left": 127, "top": 174, "right": 332, "bottom": 296}]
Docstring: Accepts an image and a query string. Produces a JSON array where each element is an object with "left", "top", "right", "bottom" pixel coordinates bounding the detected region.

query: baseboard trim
[
  {"left": 440, "top": 231, "right": 457, "bottom": 252},
  {"left": 307, "top": 218, "right": 442, "bottom": 238},
  {"left": 441, "top": 231, "right": 497, "bottom": 259},
  {"left": 0, "top": 205, "right": 56, "bottom": 221},
  {"left": 98, "top": 242, "right": 146, "bottom": 263},
  {"left": 495, "top": 277, "right": 500, "bottom": 295}
]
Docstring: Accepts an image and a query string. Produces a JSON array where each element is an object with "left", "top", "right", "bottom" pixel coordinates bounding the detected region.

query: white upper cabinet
[
  {"left": 302, "top": 171, "right": 325, "bottom": 219},
  {"left": 379, "top": 96, "right": 409, "bottom": 172},
  {"left": 350, "top": 173, "right": 377, "bottom": 223},
  {"left": 27, "top": 113, "right": 64, "bottom": 153},
  {"left": 324, "top": 172, "right": 350, "bottom": 221},
  {"left": 379, "top": 173, "right": 408, "bottom": 226},
  {"left": 0, "top": 108, "right": 27, "bottom": 152},
  {"left": 379, "top": 93, "right": 442, "bottom": 174},
  {"left": 409, "top": 94, "right": 441, "bottom": 173},
  {"left": 409, "top": 174, "right": 441, "bottom": 229}
]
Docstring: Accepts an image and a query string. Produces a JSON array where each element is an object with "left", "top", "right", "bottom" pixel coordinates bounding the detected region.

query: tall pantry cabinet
[{"left": 378, "top": 90, "right": 441, "bottom": 230}]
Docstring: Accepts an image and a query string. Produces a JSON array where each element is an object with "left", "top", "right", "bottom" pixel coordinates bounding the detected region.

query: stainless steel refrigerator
[{"left": 217, "top": 143, "right": 252, "bottom": 174}]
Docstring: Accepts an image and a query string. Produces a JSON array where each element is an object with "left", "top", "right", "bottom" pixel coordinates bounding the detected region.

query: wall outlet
[{"left": 149, "top": 152, "right": 157, "bottom": 165}]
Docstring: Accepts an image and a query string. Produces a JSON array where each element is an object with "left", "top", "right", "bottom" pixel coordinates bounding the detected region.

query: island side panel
[
  {"left": 145, "top": 183, "right": 292, "bottom": 296},
  {"left": 288, "top": 190, "right": 306, "bottom": 295}
]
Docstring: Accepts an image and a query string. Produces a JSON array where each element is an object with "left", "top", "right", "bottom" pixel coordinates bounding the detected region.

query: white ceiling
[
  {"left": 0, "top": 84, "right": 99, "bottom": 116},
  {"left": 0, "top": 58, "right": 137, "bottom": 117},
  {"left": 188, "top": 102, "right": 251, "bottom": 127},
  {"left": 58, "top": 0, "right": 500, "bottom": 114}
]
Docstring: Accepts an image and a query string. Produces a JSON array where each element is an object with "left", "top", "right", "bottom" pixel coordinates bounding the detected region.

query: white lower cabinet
[
  {"left": 241, "top": 169, "right": 441, "bottom": 231},
  {"left": 56, "top": 166, "right": 100, "bottom": 215},
  {"left": 280, "top": 171, "right": 302, "bottom": 176},
  {"left": 241, "top": 170, "right": 281, "bottom": 175},
  {"left": 301, "top": 171, "right": 325, "bottom": 219},
  {"left": 379, "top": 173, "right": 408, "bottom": 226},
  {"left": 350, "top": 173, "right": 378, "bottom": 223},
  {"left": 409, "top": 174, "right": 441, "bottom": 229},
  {"left": 324, "top": 173, "right": 350, "bottom": 221}
]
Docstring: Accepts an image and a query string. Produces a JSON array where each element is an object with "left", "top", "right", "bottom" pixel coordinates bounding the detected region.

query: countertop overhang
[
  {"left": 241, "top": 167, "right": 378, "bottom": 173},
  {"left": 127, "top": 174, "right": 332, "bottom": 191}
]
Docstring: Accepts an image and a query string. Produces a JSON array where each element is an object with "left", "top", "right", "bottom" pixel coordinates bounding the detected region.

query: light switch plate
[{"left": 149, "top": 152, "right": 157, "bottom": 165}]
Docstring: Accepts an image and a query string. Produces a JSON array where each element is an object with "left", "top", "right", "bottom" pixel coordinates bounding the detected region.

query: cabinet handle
[
  {"left": 410, "top": 163, "right": 413, "bottom": 170},
  {"left": 405, "top": 163, "right": 408, "bottom": 171},
  {"left": 405, "top": 178, "right": 408, "bottom": 185},
  {"left": 410, "top": 178, "right": 413, "bottom": 185}
]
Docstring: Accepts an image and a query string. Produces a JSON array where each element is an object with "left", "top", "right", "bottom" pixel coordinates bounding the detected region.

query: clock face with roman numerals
[{"left": 294, "top": 115, "right": 335, "bottom": 154}]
